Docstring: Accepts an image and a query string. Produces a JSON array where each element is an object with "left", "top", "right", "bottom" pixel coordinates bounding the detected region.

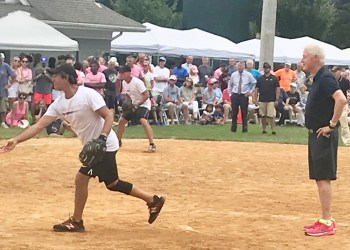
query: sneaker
[
  {"left": 147, "top": 195, "right": 165, "bottom": 224},
  {"left": 304, "top": 220, "right": 336, "bottom": 236},
  {"left": 304, "top": 219, "right": 336, "bottom": 230},
  {"left": 53, "top": 217, "right": 85, "bottom": 232},
  {"left": 262, "top": 131, "right": 267, "bottom": 134},
  {"left": 148, "top": 144, "right": 156, "bottom": 153},
  {"left": 1, "top": 122, "right": 9, "bottom": 129},
  {"left": 272, "top": 131, "right": 276, "bottom": 135}
]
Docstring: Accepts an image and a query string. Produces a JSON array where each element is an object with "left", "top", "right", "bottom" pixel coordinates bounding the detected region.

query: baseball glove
[
  {"left": 122, "top": 98, "right": 136, "bottom": 117},
  {"left": 79, "top": 135, "right": 107, "bottom": 167}
]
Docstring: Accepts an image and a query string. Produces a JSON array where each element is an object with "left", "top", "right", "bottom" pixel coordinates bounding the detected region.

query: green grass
[{"left": 0, "top": 124, "right": 312, "bottom": 145}]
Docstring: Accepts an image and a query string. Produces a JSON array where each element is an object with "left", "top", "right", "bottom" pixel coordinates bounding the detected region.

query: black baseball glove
[
  {"left": 79, "top": 135, "right": 107, "bottom": 167},
  {"left": 122, "top": 98, "right": 136, "bottom": 117}
]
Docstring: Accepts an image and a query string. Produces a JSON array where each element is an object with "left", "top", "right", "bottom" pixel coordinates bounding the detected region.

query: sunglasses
[
  {"left": 14, "top": 60, "right": 20, "bottom": 62},
  {"left": 19, "top": 96, "right": 26, "bottom": 100},
  {"left": 22, "top": 60, "right": 28, "bottom": 63}
]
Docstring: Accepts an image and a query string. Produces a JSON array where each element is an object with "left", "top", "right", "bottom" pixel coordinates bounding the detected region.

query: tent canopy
[
  {"left": 0, "top": 11, "right": 78, "bottom": 51},
  {"left": 238, "top": 36, "right": 350, "bottom": 65},
  {"left": 111, "top": 22, "right": 254, "bottom": 59}
]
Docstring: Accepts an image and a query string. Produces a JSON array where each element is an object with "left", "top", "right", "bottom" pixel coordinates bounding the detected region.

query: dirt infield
[{"left": 1, "top": 138, "right": 350, "bottom": 249}]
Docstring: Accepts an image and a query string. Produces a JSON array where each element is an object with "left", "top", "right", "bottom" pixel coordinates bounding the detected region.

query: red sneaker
[
  {"left": 304, "top": 220, "right": 336, "bottom": 236},
  {"left": 304, "top": 219, "right": 336, "bottom": 231}
]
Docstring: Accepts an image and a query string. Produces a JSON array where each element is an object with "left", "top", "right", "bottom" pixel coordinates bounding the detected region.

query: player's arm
[
  {"left": 95, "top": 106, "right": 114, "bottom": 137},
  {"left": 0, "top": 115, "right": 56, "bottom": 153}
]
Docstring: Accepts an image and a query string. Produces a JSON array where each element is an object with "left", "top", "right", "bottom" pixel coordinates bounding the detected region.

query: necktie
[{"left": 237, "top": 72, "right": 243, "bottom": 94}]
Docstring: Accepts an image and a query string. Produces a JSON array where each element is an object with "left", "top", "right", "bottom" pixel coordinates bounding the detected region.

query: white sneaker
[
  {"left": 148, "top": 144, "right": 156, "bottom": 153},
  {"left": 1, "top": 122, "right": 9, "bottom": 128}
]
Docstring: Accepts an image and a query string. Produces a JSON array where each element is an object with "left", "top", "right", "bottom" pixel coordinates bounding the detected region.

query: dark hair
[
  {"left": 206, "top": 104, "right": 214, "bottom": 112},
  {"left": 90, "top": 60, "right": 99, "bottom": 67},
  {"left": 65, "top": 54, "right": 75, "bottom": 61},
  {"left": 220, "top": 63, "right": 227, "bottom": 68},
  {"left": 18, "top": 92, "right": 28, "bottom": 99},
  {"left": 215, "top": 104, "right": 223, "bottom": 110},
  {"left": 74, "top": 62, "right": 83, "bottom": 71},
  {"left": 48, "top": 57, "right": 56, "bottom": 69}
]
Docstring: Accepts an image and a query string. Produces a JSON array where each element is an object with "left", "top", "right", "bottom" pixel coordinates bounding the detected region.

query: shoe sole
[
  {"left": 148, "top": 197, "right": 165, "bottom": 224},
  {"left": 304, "top": 230, "right": 335, "bottom": 236},
  {"left": 53, "top": 227, "right": 85, "bottom": 233}
]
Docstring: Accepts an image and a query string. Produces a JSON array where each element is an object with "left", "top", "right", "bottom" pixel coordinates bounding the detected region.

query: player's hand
[
  {"left": 316, "top": 126, "right": 332, "bottom": 138},
  {"left": 0, "top": 139, "right": 18, "bottom": 153}
]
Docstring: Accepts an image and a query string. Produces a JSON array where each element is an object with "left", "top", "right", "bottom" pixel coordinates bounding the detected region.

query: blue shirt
[
  {"left": 214, "top": 87, "right": 222, "bottom": 102},
  {"left": 228, "top": 71, "right": 256, "bottom": 95},
  {"left": 246, "top": 68, "right": 261, "bottom": 80},
  {"left": 0, "top": 62, "right": 16, "bottom": 97},
  {"left": 173, "top": 66, "right": 188, "bottom": 87},
  {"left": 203, "top": 88, "right": 216, "bottom": 104},
  {"left": 163, "top": 84, "right": 180, "bottom": 102},
  {"left": 228, "top": 66, "right": 237, "bottom": 75}
]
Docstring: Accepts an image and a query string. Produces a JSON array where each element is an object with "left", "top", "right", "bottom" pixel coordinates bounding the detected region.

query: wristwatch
[{"left": 329, "top": 120, "right": 337, "bottom": 129}]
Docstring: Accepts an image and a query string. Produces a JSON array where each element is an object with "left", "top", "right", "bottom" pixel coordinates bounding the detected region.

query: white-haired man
[{"left": 302, "top": 44, "right": 347, "bottom": 236}]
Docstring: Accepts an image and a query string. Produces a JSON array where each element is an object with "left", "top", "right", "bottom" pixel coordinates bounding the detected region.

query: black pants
[
  {"left": 231, "top": 93, "right": 248, "bottom": 132},
  {"left": 276, "top": 105, "right": 289, "bottom": 125}
]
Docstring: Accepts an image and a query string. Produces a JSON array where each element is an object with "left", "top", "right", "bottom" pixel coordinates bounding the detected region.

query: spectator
[
  {"left": 275, "top": 61, "right": 297, "bottom": 92},
  {"left": 213, "top": 63, "right": 226, "bottom": 79},
  {"left": 276, "top": 88, "right": 290, "bottom": 126},
  {"left": 8, "top": 56, "right": 21, "bottom": 108},
  {"left": 254, "top": 62, "right": 280, "bottom": 134},
  {"left": 5, "top": 92, "right": 28, "bottom": 127},
  {"left": 149, "top": 91, "right": 164, "bottom": 126},
  {"left": 286, "top": 82, "right": 304, "bottom": 126},
  {"left": 212, "top": 104, "right": 224, "bottom": 124},
  {"left": 82, "top": 60, "right": 89, "bottom": 75},
  {"left": 98, "top": 57, "right": 107, "bottom": 72},
  {"left": 153, "top": 57, "right": 170, "bottom": 102},
  {"left": 198, "top": 57, "right": 213, "bottom": 88},
  {"left": 172, "top": 59, "right": 188, "bottom": 88},
  {"left": 19, "top": 55, "right": 33, "bottom": 98},
  {"left": 228, "top": 61, "right": 256, "bottom": 132},
  {"left": 218, "top": 67, "right": 230, "bottom": 91},
  {"left": 181, "top": 55, "right": 193, "bottom": 73},
  {"left": 202, "top": 78, "right": 218, "bottom": 108},
  {"left": 213, "top": 80, "right": 223, "bottom": 104},
  {"left": 245, "top": 59, "right": 261, "bottom": 80},
  {"left": 66, "top": 55, "right": 84, "bottom": 85},
  {"left": 33, "top": 56, "right": 53, "bottom": 107},
  {"left": 85, "top": 60, "right": 106, "bottom": 96},
  {"left": 48, "top": 57, "right": 56, "bottom": 69},
  {"left": 163, "top": 75, "right": 189, "bottom": 125},
  {"left": 103, "top": 58, "right": 118, "bottom": 113},
  {"left": 298, "top": 83, "right": 309, "bottom": 113},
  {"left": 180, "top": 77, "right": 199, "bottom": 120},
  {"left": 295, "top": 62, "right": 306, "bottom": 90},
  {"left": 34, "top": 98, "right": 47, "bottom": 123},
  {"left": 199, "top": 104, "right": 214, "bottom": 125},
  {"left": 228, "top": 57, "right": 237, "bottom": 75},
  {"left": 222, "top": 88, "right": 231, "bottom": 124},
  {"left": 126, "top": 55, "right": 143, "bottom": 79},
  {"left": 141, "top": 60, "right": 154, "bottom": 91}
]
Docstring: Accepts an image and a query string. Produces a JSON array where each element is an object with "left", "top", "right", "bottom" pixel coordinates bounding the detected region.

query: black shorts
[
  {"left": 104, "top": 90, "right": 116, "bottom": 109},
  {"left": 308, "top": 128, "right": 338, "bottom": 180},
  {"left": 122, "top": 106, "right": 149, "bottom": 121},
  {"left": 79, "top": 151, "right": 118, "bottom": 186}
]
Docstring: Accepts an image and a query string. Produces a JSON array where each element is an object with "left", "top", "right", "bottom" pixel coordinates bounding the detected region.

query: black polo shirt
[
  {"left": 256, "top": 74, "right": 280, "bottom": 102},
  {"left": 305, "top": 66, "right": 340, "bottom": 129}
]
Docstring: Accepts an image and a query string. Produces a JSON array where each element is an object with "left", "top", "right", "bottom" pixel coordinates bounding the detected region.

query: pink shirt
[
  {"left": 214, "top": 68, "right": 222, "bottom": 79},
  {"left": 76, "top": 70, "right": 85, "bottom": 85},
  {"left": 130, "top": 64, "right": 144, "bottom": 79},
  {"left": 21, "top": 67, "right": 32, "bottom": 82},
  {"left": 85, "top": 65, "right": 108, "bottom": 74},
  {"left": 85, "top": 72, "right": 106, "bottom": 95}
]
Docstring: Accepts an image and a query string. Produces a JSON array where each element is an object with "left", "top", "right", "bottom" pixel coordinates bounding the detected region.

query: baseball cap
[
  {"left": 0, "top": 53, "right": 5, "bottom": 60},
  {"left": 169, "top": 75, "right": 177, "bottom": 81},
  {"left": 40, "top": 56, "right": 48, "bottom": 64},
  {"left": 47, "top": 63, "right": 78, "bottom": 81},
  {"left": 207, "top": 78, "right": 218, "bottom": 85},
  {"left": 285, "top": 61, "right": 291, "bottom": 66},
  {"left": 263, "top": 62, "right": 271, "bottom": 69},
  {"left": 118, "top": 65, "right": 131, "bottom": 73},
  {"left": 290, "top": 82, "right": 297, "bottom": 88},
  {"left": 159, "top": 56, "right": 166, "bottom": 62},
  {"left": 190, "top": 65, "right": 198, "bottom": 73}
]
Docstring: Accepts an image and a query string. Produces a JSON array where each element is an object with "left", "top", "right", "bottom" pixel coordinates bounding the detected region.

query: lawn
[{"left": 0, "top": 123, "right": 313, "bottom": 145}]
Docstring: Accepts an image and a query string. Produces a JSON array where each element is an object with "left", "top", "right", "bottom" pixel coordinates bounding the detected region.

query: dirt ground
[{"left": 1, "top": 138, "right": 350, "bottom": 250}]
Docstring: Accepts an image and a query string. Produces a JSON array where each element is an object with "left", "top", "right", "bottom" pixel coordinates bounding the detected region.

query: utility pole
[{"left": 259, "top": 0, "right": 277, "bottom": 70}]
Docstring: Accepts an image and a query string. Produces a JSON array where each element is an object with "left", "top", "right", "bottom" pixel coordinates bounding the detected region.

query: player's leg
[
  {"left": 116, "top": 114, "right": 131, "bottom": 146},
  {"left": 136, "top": 107, "right": 156, "bottom": 151}
]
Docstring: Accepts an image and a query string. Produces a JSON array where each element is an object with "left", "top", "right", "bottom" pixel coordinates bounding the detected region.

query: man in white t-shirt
[
  {"left": 152, "top": 57, "right": 170, "bottom": 101},
  {"left": 0, "top": 64, "right": 165, "bottom": 232},
  {"left": 116, "top": 65, "right": 156, "bottom": 152}
]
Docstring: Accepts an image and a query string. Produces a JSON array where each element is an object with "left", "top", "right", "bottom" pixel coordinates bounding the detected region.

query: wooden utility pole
[{"left": 259, "top": 0, "right": 277, "bottom": 69}]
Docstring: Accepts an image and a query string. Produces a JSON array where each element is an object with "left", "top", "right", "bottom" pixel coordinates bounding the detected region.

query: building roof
[{"left": 0, "top": 0, "right": 146, "bottom": 32}]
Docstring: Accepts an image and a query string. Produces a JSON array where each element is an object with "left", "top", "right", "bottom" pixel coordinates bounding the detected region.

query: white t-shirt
[
  {"left": 152, "top": 66, "right": 170, "bottom": 93},
  {"left": 122, "top": 77, "right": 151, "bottom": 110},
  {"left": 143, "top": 71, "right": 154, "bottom": 90},
  {"left": 45, "top": 86, "right": 118, "bottom": 152}
]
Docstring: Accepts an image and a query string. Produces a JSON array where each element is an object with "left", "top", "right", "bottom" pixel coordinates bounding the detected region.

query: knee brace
[{"left": 107, "top": 180, "right": 133, "bottom": 195}]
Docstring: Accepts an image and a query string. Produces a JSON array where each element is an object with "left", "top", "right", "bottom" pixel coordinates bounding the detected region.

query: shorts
[
  {"left": 79, "top": 151, "right": 118, "bottom": 186},
  {"left": 34, "top": 93, "right": 52, "bottom": 105},
  {"left": 259, "top": 102, "right": 276, "bottom": 117},
  {"left": 0, "top": 97, "right": 8, "bottom": 113},
  {"left": 122, "top": 106, "right": 149, "bottom": 121},
  {"left": 308, "top": 128, "right": 338, "bottom": 180},
  {"left": 162, "top": 102, "right": 182, "bottom": 111}
]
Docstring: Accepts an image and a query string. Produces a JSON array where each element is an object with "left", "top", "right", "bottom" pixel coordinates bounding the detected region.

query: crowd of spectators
[{"left": 1, "top": 51, "right": 350, "bottom": 138}]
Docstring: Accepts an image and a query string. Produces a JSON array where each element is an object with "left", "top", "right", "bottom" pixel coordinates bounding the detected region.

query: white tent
[
  {"left": 344, "top": 48, "right": 350, "bottom": 56},
  {"left": 0, "top": 11, "right": 78, "bottom": 51},
  {"left": 238, "top": 37, "right": 294, "bottom": 63},
  {"left": 238, "top": 36, "right": 350, "bottom": 65},
  {"left": 111, "top": 22, "right": 254, "bottom": 59}
]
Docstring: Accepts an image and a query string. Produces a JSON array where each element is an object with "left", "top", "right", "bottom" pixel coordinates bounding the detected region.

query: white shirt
[
  {"left": 143, "top": 71, "right": 154, "bottom": 90},
  {"left": 122, "top": 76, "right": 151, "bottom": 110},
  {"left": 152, "top": 66, "right": 170, "bottom": 93},
  {"left": 45, "top": 86, "right": 118, "bottom": 152}
]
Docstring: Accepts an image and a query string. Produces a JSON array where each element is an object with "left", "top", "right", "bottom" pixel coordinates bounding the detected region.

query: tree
[
  {"left": 110, "top": 0, "right": 183, "bottom": 29},
  {"left": 327, "top": 0, "right": 350, "bottom": 49}
]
